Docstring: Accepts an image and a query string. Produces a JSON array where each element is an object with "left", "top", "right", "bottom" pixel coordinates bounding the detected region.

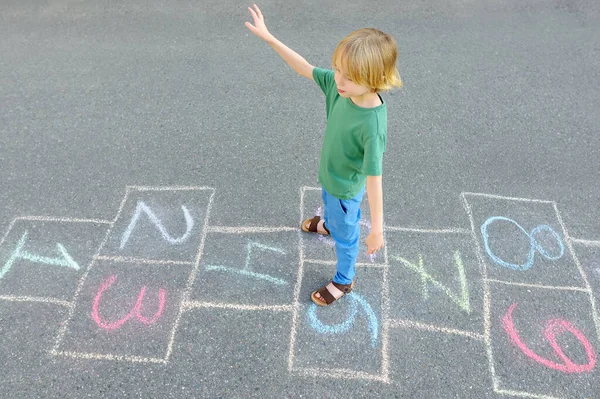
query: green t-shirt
[{"left": 312, "top": 67, "right": 387, "bottom": 200}]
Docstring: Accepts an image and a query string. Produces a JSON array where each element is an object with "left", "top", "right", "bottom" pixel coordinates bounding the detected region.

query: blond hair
[{"left": 332, "top": 28, "right": 402, "bottom": 92}]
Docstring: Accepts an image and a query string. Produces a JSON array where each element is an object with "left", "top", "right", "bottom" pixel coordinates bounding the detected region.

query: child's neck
[{"left": 350, "top": 92, "right": 382, "bottom": 108}]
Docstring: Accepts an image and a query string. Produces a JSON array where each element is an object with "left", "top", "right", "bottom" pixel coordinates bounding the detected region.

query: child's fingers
[
  {"left": 253, "top": 4, "right": 263, "bottom": 19},
  {"left": 248, "top": 7, "right": 258, "bottom": 21},
  {"left": 366, "top": 245, "right": 383, "bottom": 255}
]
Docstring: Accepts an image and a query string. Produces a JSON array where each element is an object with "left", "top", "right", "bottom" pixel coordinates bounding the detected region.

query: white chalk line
[
  {"left": 93, "top": 255, "right": 195, "bottom": 266},
  {"left": 107, "top": 187, "right": 131, "bottom": 224},
  {"left": 569, "top": 238, "right": 600, "bottom": 247},
  {"left": 288, "top": 186, "right": 308, "bottom": 372},
  {"left": 485, "top": 279, "right": 589, "bottom": 293},
  {"left": 461, "top": 192, "right": 554, "bottom": 205},
  {"left": 384, "top": 226, "right": 470, "bottom": 234},
  {"left": 182, "top": 301, "right": 293, "bottom": 312},
  {"left": 301, "top": 186, "right": 322, "bottom": 192},
  {"left": 460, "top": 193, "right": 497, "bottom": 395},
  {"left": 165, "top": 189, "right": 216, "bottom": 362},
  {"left": 494, "top": 388, "right": 561, "bottom": 399},
  {"left": 386, "top": 319, "right": 485, "bottom": 342},
  {"left": 50, "top": 349, "right": 166, "bottom": 364},
  {"left": 11, "top": 216, "right": 112, "bottom": 224},
  {"left": 207, "top": 226, "right": 297, "bottom": 234},
  {"left": 127, "top": 185, "right": 215, "bottom": 192},
  {"left": 292, "top": 366, "right": 390, "bottom": 383},
  {"left": 303, "top": 259, "right": 384, "bottom": 268},
  {"left": 0, "top": 295, "right": 73, "bottom": 308},
  {"left": 380, "top": 230, "right": 391, "bottom": 381}
]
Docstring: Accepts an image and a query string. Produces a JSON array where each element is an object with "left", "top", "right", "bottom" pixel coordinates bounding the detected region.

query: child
[{"left": 245, "top": 4, "right": 402, "bottom": 306}]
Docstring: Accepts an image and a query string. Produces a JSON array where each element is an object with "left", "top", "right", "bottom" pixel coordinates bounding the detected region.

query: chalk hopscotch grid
[
  {"left": 288, "top": 190, "right": 478, "bottom": 382},
  {"left": 462, "top": 193, "right": 507, "bottom": 397},
  {"left": 41, "top": 185, "right": 391, "bottom": 369},
  {"left": 50, "top": 186, "right": 154, "bottom": 362},
  {"left": 0, "top": 216, "right": 112, "bottom": 306},
  {"left": 383, "top": 227, "right": 486, "bottom": 343},
  {"left": 288, "top": 186, "right": 392, "bottom": 383},
  {"left": 50, "top": 186, "right": 215, "bottom": 364},
  {"left": 178, "top": 224, "right": 301, "bottom": 312},
  {"left": 163, "top": 188, "right": 216, "bottom": 361},
  {"left": 461, "top": 192, "right": 600, "bottom": 399},
  {"left": 1, "top": 186, "right": 598, "bottom": 393}
]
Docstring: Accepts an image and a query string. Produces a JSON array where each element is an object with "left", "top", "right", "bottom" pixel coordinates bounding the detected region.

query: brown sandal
[
  {"left": 311, "top": 281, "right": 354, "bottom": 306},
  {"left": 301, "top": 216, "right": 330, "bottom": 235}
]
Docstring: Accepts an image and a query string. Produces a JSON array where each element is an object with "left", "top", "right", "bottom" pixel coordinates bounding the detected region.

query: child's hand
[
  {"left": 365, "top": 231, "right": 384, "bottom": 255},
  {"left": 245, "top": 4, "right": 273, "bottom": 42}
]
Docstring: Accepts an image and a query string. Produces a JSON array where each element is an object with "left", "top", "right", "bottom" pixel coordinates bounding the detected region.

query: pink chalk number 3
[
  {"left": 502, "top": 303, "right": 596, "bottom": 373},
  {"left": 92, "top": 275, "right": 166, "bottom": 331}
]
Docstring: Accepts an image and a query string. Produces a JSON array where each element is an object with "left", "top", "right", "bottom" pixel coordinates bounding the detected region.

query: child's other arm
[
  {"left": 245, "top": 4, "right": 314, "bottom": 80},
  {"left": 365, "top": 175, "right": 384, "bottom": 255}
]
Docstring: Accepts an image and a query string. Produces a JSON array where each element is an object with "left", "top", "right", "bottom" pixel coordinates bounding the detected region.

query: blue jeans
[{"left": 321, "top": 187, "right": 365, "bottom": 285}]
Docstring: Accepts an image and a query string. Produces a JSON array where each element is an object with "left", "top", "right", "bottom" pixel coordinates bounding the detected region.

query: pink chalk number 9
[{"left": 502, "top": 303, "right": 596, "bottom": 373}]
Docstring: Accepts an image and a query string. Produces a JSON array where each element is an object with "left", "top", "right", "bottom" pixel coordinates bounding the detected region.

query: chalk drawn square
[
  {"left": 57, "top": 259, "right": 189, "bottom": 360},
  {"left": 301, "top": 187, "right": 382, "bottom": 265},
  {"left": 172, "top": 308, "right": 291, "bottom": 383},
  {"left": 0, "top": 219, "right": 108, "bottom": 301},
  {"left": 463, "top": 193, "right": 585, "bottom": 288},
  {"left": 488, "top": 283, "right": 600, "bottom": 397},
  {"left": 191, "top": 231, "right": 298, "bottom": 306},
  {"left": 291, "top": 262, "right": 384, "bottom": 378},
  {"left": 388, "top": 328, "right": 494, "bottom": 397},
  {"left": 99, "top": 188, "right": 213, "bottom": 262},
  {"left": 386, "top": 230, "right": 485, "bottom": 336}
]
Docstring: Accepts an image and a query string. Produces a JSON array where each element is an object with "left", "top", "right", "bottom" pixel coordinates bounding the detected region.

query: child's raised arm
[{"left": 245, "top": 4, "right": 314, "bottom": 80}]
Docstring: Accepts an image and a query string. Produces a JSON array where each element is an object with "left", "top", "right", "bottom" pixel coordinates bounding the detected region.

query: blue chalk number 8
[{"left": 481, "top": 216, "right": 565, "bottom": 271}]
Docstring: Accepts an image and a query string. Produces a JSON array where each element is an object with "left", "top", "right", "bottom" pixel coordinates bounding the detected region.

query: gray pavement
[{"left": 1, "top": 0, "right": 600, "bottom": 397}]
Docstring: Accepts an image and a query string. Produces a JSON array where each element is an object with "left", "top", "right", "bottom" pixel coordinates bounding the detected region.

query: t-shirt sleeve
[
  {"left": 312, "top": 67, "right": 335, "bottom": 95},
  {"left": 362, "top": 134, "right": 386, "bottom": 176}
]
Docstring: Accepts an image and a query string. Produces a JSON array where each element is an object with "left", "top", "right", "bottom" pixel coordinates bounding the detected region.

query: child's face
[{"left": 334, "top": 65, "right": 372, "bottom": 98}]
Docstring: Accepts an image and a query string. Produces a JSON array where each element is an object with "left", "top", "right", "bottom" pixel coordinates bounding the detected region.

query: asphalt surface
[{"left": 1, "top": 0, "right": 600, "bottom": 398}]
